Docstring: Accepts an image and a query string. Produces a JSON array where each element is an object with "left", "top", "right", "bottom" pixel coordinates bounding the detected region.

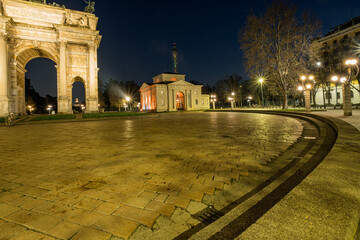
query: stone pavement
[
  {"left": 0, "top": 112, "right": 303, "bottom": 239},
  {"left": 311, "top": 108, "right": 360, "bottom": 130}
]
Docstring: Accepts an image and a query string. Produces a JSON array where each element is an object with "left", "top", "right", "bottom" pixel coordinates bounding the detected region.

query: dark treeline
[{"left": 25, "top": 78, "right": 57, "bottom": 114}]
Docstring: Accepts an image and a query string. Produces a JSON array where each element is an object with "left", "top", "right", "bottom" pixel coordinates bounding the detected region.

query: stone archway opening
[
  {"left": 176, "top": 91, "right": 185, "bottom": 110},
  {"left": 72, "top": 77, "right": 86, "bottom": 113},
  {"left": 25, "top": 58, "right": 57, "bottom": 114},
  {"left": 16, "top": 47, "right": 58, "bottom": 115}
]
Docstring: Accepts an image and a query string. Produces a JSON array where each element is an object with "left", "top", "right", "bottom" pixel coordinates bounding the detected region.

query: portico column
[
  {"left": 58, "top": 41, "right": 70, "bottom": 113},
  {"left": 0, "top": 33, "right": 9, "bottom": 116},
  {"left": 87, "top": 43, "right": 98, "bottom": 112}
]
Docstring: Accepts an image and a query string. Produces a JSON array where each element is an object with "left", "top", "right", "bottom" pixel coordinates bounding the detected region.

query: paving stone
[
  {"left": 0, "top": 192, "right": 23, "bottom": 203},
  {"left": 203, "top": 180, "right": 224, "bottom": 190},
  {"left": 9, "top": 230, "right": 55, "bottom": 240},
  {"left": 71, "top": 227, "right": 111, "bottom": 240},
  {"left": 179, "top": 189, "right": 204, "bottom": 202},
  {"left": 123, "top": 196, "right": 150, "bottom": 209},
  {"left": 63, "top": 208, "right": 104, "bottom": 226},
  {"left": 113, "top": 205, "right": 159, "bottom": 227},
  {"left": 138, "top": 191, "right": 158, "bottom": 200},
  {"left": 186, "top": 201, "right": 208, "bottom": 215},
  {"left": 73, "top": 197, "right": 103, "bottom": 210},
  {"left": 145, "top": 200, "right": 175, "bottom": 217},
  {"left": 93, "top": 215, "right": 139, "bottom": 239},
  {"left": 11, "top": 185, "right": 48, "bottom": 198},
  {"left": 31, "top": 201, "right": 67, "bottom": 215},
  {"left": 191, "top": 184, "right": 216, "bottom": 195},
  {"left": 5, "top": 209, "right": 60, "bottom": 232},
  {"left": 156, "top": 185, "right": 182, "bottom": 195},
  {"left": 54, "top": 193, "right": 84, "bottom": 205},
  {"left": 0, "top": 202, "right": 20, "bottom": 217},
  {"left": 0, "top": 220, "right": 26, "bottom": 239},
  {"left": 36, "top": 182, "right": 63, "bottom": 191},
  {"left": 94, "top": 202, "right": 120, "bottom": 215},
  {"left": 46, "top": 221, "right": 82, "bottom": 239},
  {"left": 20, "top": 197, "right": 48, "bottom": 210},
  {"left": 154, "top": 193, "right": 169, "bottom": 203},
  {"left": 165, "top": 195, "right": 190, "bottom": 209}
]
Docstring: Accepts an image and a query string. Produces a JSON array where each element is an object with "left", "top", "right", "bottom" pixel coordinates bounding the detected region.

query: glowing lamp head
[
  {"left": 340, "top": 77, "right": 347, "bottom": 83},
  {"left": 231, "top": 92, "right": 235, "bottom": 96},
  {"left": 259, "top": 78, "right": 264, "bottom": 83},
  {"left": 248, "top": 96, "right": 252, "bottom": 100},
  {"left": 331, "top": 76, "right": 339, "bottom": 82},
  {"left": 125, "top": 97, "right": 131, "bottom": 101},
  {"left": 301, "top": 76, "right": 306, "bottom": 81},
  {"left": 316, "top": 62, "right": 322, "bottom": 67},
  {"left": 306, "top": 84, "right": 312, "bottom": 89},
  {"left": 345, "top": 59, "right": 357, "bottom": 65},
  {"left": 309, "top": 75, "right": 314, "bottom": 80},
  {"left": 298, "top": 86, "right": 304, "bottom": 91}
]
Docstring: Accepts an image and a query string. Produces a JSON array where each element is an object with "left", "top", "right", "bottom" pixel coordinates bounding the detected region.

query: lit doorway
[{"left": 176, "top": 92, "right": 185, "bottom": 110}]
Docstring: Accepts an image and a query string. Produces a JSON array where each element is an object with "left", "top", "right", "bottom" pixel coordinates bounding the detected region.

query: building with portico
[{"left": 140, "top": 72, "right": 209, "bottom": 112}]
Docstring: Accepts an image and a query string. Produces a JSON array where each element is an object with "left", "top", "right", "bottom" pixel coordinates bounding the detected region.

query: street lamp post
[
  {"left": 228, "top": 96, "right": 234, "bottom": 110},
  {"left": 259, "top": 78, "right": 264, "bottom": 107},
  {"left": 210, "top": 95, "right": 217, "bottom": 110},
  {"left": 81, "top": 104, "right": 85, "bottom": 114},
  {"left": 331, "top": 59, "right": 359, "bottom": 116},
  {"left": 247, "top": 96, "right": 252, "bottom": 107},
  {"left": 125, "top": 96, "right": 131, "bottom": 112},
  {"left": 231, "top": 92, "right": 235, "bottom": 108},
  {"left": 27, "top": 105, "right": 33, "bottom": 115},
  {"left": 298, "top": 75, "right": 314, "bottom": 112},
  {"left": 331, "top": 76, "right": 339, "bottom": 107},
  {"left": 47, "top": 105, "right": 52, "bottom": 115}
]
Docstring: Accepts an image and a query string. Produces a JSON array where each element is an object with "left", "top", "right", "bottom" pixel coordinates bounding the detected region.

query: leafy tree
[{"left": 240, "top": 1, "right": 321, "bottom": 109}]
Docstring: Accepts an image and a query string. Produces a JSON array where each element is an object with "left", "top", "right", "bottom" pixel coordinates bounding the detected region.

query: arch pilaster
[{"left": 0, "top": 32, "right": 9, "bottom": 116}]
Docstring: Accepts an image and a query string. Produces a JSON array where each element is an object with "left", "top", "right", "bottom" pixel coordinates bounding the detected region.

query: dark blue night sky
[{"left": 26, "top": 0, "right": 360, "bottom": 100}]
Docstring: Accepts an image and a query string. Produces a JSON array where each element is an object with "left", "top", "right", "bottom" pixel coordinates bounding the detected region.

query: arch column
[
  {"left": 86, "top": 43, "right": 99, "bottom": 113},
  {"left": 0, "top": 33, "right": 9, "bottom": 116},
  {"left": 58, "top": 41, "right": 71, "bottom": 114}
]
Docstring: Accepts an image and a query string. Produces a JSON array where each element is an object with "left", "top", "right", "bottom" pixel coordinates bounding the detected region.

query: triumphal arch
[{"left": 0, "top": 0, "right": 101, "bottom": 115}]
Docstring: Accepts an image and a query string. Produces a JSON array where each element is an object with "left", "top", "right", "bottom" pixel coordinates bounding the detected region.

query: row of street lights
[
  {"left": 210, "top": 92, "right": 255, "bottom": 109},
  {"left": 297, "top": 58, "right": 358, "bottom": 116}
]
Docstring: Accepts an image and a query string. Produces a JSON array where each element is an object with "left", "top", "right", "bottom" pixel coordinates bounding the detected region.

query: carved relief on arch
[{"left": 12, "top": 39, "right": 59, "bottom": 65}]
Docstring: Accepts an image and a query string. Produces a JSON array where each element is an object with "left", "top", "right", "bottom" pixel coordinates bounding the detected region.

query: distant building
[
  {"left": 139, "top": 43, "right": 209, "bottom": 112},
  {"left": 315, "top": 17, "right": 360, "bottom": 106},
  {"left": 140, "top": 73, "right": 209, "bottom": 112}
]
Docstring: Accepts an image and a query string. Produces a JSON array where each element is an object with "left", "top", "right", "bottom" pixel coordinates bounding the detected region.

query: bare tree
[{"left": 240, "top": 1, "right": 321, "bottom": 109}]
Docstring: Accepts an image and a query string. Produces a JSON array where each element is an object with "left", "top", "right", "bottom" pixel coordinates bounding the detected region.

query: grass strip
[
  {"left": 30, "top": 114, "right": 76, "bottom": 121},
  {"left": 83, "top": 112, "right": 149, "bottom": 118}
]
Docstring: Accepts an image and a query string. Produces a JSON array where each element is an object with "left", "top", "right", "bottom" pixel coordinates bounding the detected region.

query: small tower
[{"left": 172, "top": 43, "right": 178, "bottom": 73}]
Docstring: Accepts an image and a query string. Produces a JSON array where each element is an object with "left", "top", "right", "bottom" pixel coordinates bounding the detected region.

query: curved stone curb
[{"left": 237, "top": 113, "right": 360, "bottom": 239}]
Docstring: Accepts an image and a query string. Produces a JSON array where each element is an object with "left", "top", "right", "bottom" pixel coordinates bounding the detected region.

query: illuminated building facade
[
  {"left": 315, "top": 16, "right": 360, "bottom": 106},
  {"left": 140, "top": 72, "right": 209, "bottom": 112}
]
